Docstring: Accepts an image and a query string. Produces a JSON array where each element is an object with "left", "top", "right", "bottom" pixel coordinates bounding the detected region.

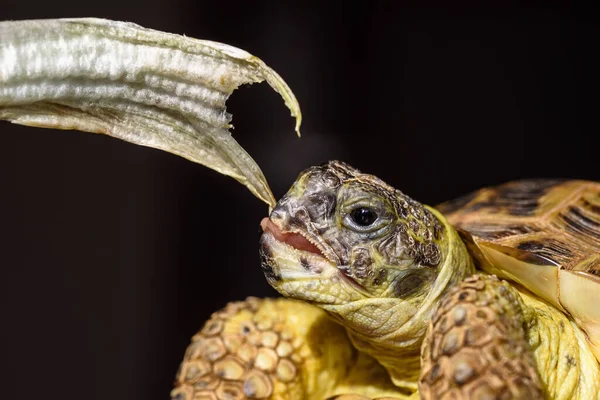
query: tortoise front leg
[
  {"left": 171, "top": 298, "right": 317, "bottom": 400},
  {"left": 418, "top": 275, "right": 544, "bottom": 399},
  {"left": 172, "top": 297, "right": 411, "bottom": 400}
]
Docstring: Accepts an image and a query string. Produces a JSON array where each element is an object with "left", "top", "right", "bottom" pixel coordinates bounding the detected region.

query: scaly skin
[
  {"left": 259, "top": 161, "right": 475, "bottom": 393},
  {"left": 173, "top": 161, "right": 600, "bottom": 399},
  {"left": 172, "top": 291, "right": 599, "bottom": 399},
  {"left": 420, "top": 274, "right": 600, "bottom": 399},
  {"left": 520, "top": 289, "right": 600, "bottom": 399},
  {"left": 172, "top": 297, "right": 411, "bottom": 399},
  {"left": 419, "top": 274, "right": 544, "bottom": 399}
]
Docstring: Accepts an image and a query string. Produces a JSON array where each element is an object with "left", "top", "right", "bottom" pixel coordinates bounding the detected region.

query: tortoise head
[{"left": 260, "top": 161, "right": 474, "bottom": 379}]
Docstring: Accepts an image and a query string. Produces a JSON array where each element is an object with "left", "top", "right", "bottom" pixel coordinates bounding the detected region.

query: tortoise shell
[{"left": 437, "top": 179, "right": 600, "bottom": 361}]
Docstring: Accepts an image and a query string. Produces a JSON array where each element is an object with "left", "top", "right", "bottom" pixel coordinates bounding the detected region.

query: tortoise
[
  {"left": 1, "top": 18, "right": 598, "bottom": 400},
  {"left": 172, "top": 161, "right": 600, "bottom": 400}
]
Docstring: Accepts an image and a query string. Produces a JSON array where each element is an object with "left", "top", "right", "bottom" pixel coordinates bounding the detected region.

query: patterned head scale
[{"left": 261, "top": 161, "right": 446, "bottom": 300}]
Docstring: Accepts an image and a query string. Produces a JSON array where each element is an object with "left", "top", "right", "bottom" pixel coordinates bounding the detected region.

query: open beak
[{"left": 260, "top": 218, "right": 324, "bottom": 256}]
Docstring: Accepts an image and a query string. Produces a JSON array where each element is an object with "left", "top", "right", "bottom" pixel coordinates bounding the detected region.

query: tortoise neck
[
  {"left": 347, "top": 209, "right": 476, "bottom": 389},
  {"left": 347, "top": 330, "right": 422, "bottom": 391}
]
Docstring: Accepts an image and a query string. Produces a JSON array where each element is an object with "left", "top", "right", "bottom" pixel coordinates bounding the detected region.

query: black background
[{"left": 0, "top": 2, "right": 597, "bottom": 399}]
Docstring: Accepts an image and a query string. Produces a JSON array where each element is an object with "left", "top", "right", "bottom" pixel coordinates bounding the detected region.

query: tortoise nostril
[
  {"left": 270, "top": 208, "right": 285, "bottom": 220},
  {"left": 269, "top": 196, "right": 292, "bottom": 221}
]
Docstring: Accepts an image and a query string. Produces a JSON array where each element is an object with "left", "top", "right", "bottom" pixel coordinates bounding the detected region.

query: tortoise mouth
[
  {"left": 260, "top": 217, "right": 369, "bottom": 294},
  {"left": 260, "top": 217, "right": 326, "bottom": 258}
]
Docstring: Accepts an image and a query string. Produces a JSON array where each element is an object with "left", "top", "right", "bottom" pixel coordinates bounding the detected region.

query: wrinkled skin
[
  {"left": 259, "top": 161, "right": 474, "bottom": 388},
  {"left": 175, "top": 160, "right": 599, "bottom": 399},
  {"left": 261, "top": 161, "right": 445, "bottom": 293}
]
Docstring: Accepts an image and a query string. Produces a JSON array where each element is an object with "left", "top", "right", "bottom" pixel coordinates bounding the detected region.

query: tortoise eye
[{"left": 350, "top": 207, "right": 378, "bottom": 227}]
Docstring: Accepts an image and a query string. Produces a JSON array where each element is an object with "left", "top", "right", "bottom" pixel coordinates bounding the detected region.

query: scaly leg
[
  {"left": 171, "top": 297, "right": 411, "bottom": 400},
  {"left": 418, "top": 275, "right": 544, "bottom": 399}
]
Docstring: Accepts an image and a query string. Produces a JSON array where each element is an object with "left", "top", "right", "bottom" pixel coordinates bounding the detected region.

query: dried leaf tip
[{"left": 0, "top": 18, "right": 303, "bottom": 207}]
